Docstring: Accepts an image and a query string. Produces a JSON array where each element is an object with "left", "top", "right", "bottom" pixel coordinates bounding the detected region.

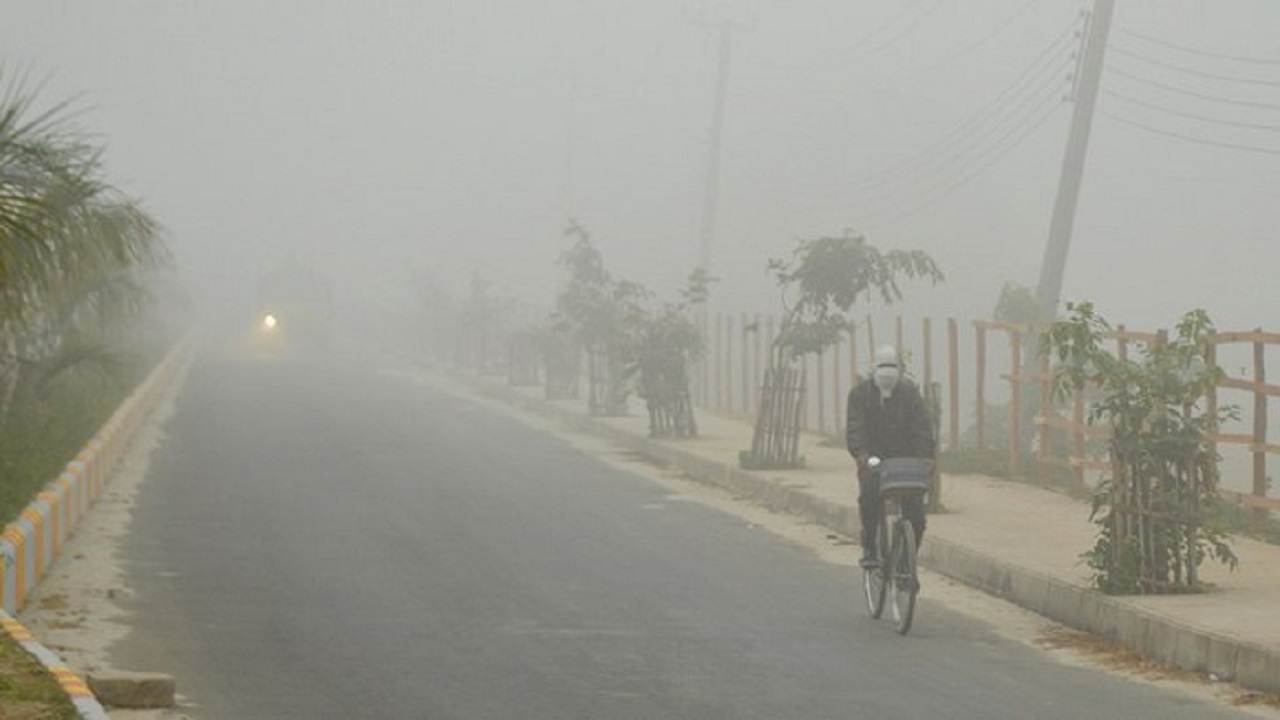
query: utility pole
[
  {"left": 698, "top": 19, "right": 733, "bottom": 277},
  {"left": 1019, "top": 0, "right": 1115, "bottom": 455},
  {"left": 1034, "top": 0, "right": 1115, "bottom": 318}
]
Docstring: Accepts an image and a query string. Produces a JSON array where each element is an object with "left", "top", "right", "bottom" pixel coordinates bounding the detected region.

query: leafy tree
[
  {"left": 995, "top": 281, "right": 1057, "bottom": 454},
  {"left": 1, "top": 77, "right": 161, "bottom": 330},
  {"left": 743, "top": 231, "right": 942, "bottom": 469},
  {"left": 993, "top": 281, "right": 1051, "bottom": 327},
  {"left": 552, "top": 220, "right": 647, "bottom": 415},
  {"left": 1044, "top": 302, "right": 1237, "bottom": 594},
  {"left": 766, "top": 231, "right": 942, "bottom": 366},
  {"left": 628, "top": 268, "right": 711, "bottom": 437},
  {"left": 455, "top": 268, "right": 515, "bottom": 372},
  {"left": 410, "top": 265, "right": 460, "bottom": 364},
  {"left": 1, "top": 72, "right": 165, "bottom": 421},
  {"left": 0, "top": 73, "right": 167, "bottom": 535}
]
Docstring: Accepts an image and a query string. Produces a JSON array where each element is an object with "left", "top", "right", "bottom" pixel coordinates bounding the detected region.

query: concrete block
[
  {"left": 86, "top": 670, "right": 175, "bottom": 709},
  {"left": 1171, "top": 624, "right": 1212, "bottom": 673},
  {"left": 1111, "top": 606, "right": 1148, "bottom": 654},
  {"left": 1069, "top": 586, "right": 1102, "bottom": 631},
  {"left": 1233, "top": 645, "right": 1280, "bottom": 696},
  {"left": 1141, "top": 617, "right": 1181, "bottom": 667},
  {"left": 1092, "top": 597, "right": 1124, "bottom": 640},
  {"left": 1037, "top": 578, "right": 1081, "bottom": 624},
  {"left": 1204, "top": 635, "right": 1238, "bottom": 683}
]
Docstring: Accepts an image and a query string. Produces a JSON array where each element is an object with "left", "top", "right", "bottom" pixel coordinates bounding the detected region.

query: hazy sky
[{"left": 4, "top": 0, "right": 1279, "bottom": 332}]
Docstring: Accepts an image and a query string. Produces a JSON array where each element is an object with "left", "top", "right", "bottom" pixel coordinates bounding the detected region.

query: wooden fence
[
  {"left": 1206, "top": 330, "right": 1280, "bottom": 528},
  {"left": 694, "top": 311, "right": 1280, "bottom": 529}
]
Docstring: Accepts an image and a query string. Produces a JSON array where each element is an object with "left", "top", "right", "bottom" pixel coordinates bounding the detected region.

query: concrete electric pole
[
  {"left": 1034, "top": 0, "right": 1116, "bottom": 319},
  {"left": 1016, "top": 0, "right": 1115, "bottom": 454}
]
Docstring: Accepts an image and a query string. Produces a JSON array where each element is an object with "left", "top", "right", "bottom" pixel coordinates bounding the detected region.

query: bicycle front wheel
[
  {"left": 862, "top": 559, "right": 887, "bottom": 619},
  {"left": 862, "top": 517, "right": 889, "bottom": 619},
  {"left": 889, "top": 519, "right": 918, "bottom": 635}
]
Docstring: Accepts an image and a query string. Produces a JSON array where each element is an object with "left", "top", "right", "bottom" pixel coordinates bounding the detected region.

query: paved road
[{"left": 111, "top": 350, "right": 1258, "bottom": 719}]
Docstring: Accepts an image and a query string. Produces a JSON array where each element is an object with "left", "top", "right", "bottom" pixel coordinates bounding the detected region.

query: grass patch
[
  {"left": 0, "top": 336, "right": 169, "bottom": 525},
  {"left": 0, "top": 376, "right": 129, "bottom": 525},
  {"left": 0, "top": 630, "right": 79, "bottom": 719},
  {"left": 0, "top": 332, "right": 174, "bottom": 717}
]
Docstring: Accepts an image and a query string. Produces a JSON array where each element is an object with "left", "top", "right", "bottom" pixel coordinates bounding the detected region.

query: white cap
[{"left": 873, "top": 345, "right": 900, "bottom": 368}]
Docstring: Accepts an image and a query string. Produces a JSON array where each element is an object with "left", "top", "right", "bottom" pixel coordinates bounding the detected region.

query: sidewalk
[{"left": 451, "top": 370, "right": 1280, "bottom": 697}]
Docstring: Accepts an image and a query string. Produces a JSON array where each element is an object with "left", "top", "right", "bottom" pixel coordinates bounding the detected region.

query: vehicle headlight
[{"left": 263, "top": 314, "right": 278, "bottom": 330}]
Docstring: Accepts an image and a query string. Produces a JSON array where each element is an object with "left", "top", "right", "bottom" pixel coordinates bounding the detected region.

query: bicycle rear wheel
[{"left": 888, "top": 519, "right": 919, "bottom": 635}]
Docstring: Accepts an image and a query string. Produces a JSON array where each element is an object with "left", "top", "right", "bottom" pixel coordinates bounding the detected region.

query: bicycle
[{"left": 860, "top": 456, "right": 932, "bottom": 635}]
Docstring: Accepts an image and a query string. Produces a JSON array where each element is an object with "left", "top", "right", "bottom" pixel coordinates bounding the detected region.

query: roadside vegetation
[
  {"left": 1, "top": 71, "right": 171, "bottom": 716},
  {"left": 743, "top": 231, "right": 942, "bottom": 470},
  {"left": 1045, "top": 303, "right": 1237, "bottom": 594},
  {"left": 0, "top": 632, "right": 79, "bottom": 719}
]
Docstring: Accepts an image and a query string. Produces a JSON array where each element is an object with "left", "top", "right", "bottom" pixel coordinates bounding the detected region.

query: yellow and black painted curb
[{"left": 1, "top": 611, "right": 107, "bottom": 718}]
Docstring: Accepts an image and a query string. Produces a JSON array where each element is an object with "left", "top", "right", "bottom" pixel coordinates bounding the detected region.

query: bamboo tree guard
[
  {"left": 948, "top": 318, "right": 959, "bottom": 452},
  {"left": 975, "top": 322, "right": 986, "bottom": 452},
  {"left": 642, "top": 360, "right": 697, "bottom": 439},
  {"left": 587, "top": 347, "right": 627, "bottom": 416},
  {"left": 506, "top": 335, "right": 540, "bottom": 387},
  {"left": 542, "top": 341, "right": 580, "bottom": 401},
  {"left": 743, "top": 363, "right": 806, "bottom": 469},
  {"left": 816, "top": 350, "right": 825, "bottom": 435},
  {"left": 1103, "top": 401, "right": 1218, "bottom": 593}
]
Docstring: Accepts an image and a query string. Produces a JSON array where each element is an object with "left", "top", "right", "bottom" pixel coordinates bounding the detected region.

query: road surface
[{"left": 100, "top": 349, "right": 1264, "bottom": 719}]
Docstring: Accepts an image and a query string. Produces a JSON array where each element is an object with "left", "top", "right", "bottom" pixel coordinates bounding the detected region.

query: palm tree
[{"left": 0, "top": 71, "right": 166, "bottom": 419}]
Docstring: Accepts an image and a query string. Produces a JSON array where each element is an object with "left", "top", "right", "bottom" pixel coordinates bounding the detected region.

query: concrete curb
[
  {"left": 460, "top": 372, "right": 1280, "bottom": 696},
  {"left": 919, "top": 538, "right": 1280, "bottom": 691},
  {"left": 0, "top": 338, "right": 191, "bottom": 718}
]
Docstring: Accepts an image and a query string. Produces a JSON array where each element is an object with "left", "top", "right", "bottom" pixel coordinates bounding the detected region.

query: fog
[{"left": 4, "top": 0, "right": 1279, "bottom": 337}]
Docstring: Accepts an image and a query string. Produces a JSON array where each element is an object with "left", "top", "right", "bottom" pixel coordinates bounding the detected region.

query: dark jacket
[{"left": 846, "top": 377, "right": 936, "bottom": 462}]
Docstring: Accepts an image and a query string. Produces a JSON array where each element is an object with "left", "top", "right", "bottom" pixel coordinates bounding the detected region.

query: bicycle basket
[{"left": 877, "top": 457, "right": 934, "bottom": 497}]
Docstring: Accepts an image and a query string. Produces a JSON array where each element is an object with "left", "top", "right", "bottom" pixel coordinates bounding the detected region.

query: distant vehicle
[{"left": 250, "top": 255, "right": 335, "bottom": 356}]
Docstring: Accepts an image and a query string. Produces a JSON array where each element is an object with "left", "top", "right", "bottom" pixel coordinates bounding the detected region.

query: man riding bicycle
[{"left": 846, "top": 345, "right": 937, "bottom": 568}]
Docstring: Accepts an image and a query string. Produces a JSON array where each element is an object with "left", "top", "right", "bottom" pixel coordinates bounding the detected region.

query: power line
[
  {"left": 847, "top": 57, "right": 1072, "bottom": 204},
  {"left": 1101, "top": 89, "right": 1280, "bottom": 132},
  {"left": 775, "top": 0, "right": 947, "bottom": 73},
  {"left": 860, "top": 2, "right": 1081, "bottom": 95},
  {"left": 848, "top": 0, "right": 946, "bottom": 62},
  {"left": 839, "top": 0, "right": 933, "bottom": 53},
  {"left": 1117, "top": 26, "right": 1280, "bottom": 67},
  {"left": 857, "top": 95, "right": 1068, "bottom": 231},
  {"left": 851, "top": 88, "right": 1066, "bottom": 222},
  {"left": 1109, "top": 44, "right": 1280, "bottom": 88},
  {"left": 904, "top": 0, "right": 1053, "bottom": 75},
  {"left": 1105, "top": 64, "right": 1280, "bottom": 111},
  {"left": 826, "top": 20, "right": 1079, "bottom": 196},
  {"left": 1099, "top": 108, "right": 1280, "bottom": 155}
]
